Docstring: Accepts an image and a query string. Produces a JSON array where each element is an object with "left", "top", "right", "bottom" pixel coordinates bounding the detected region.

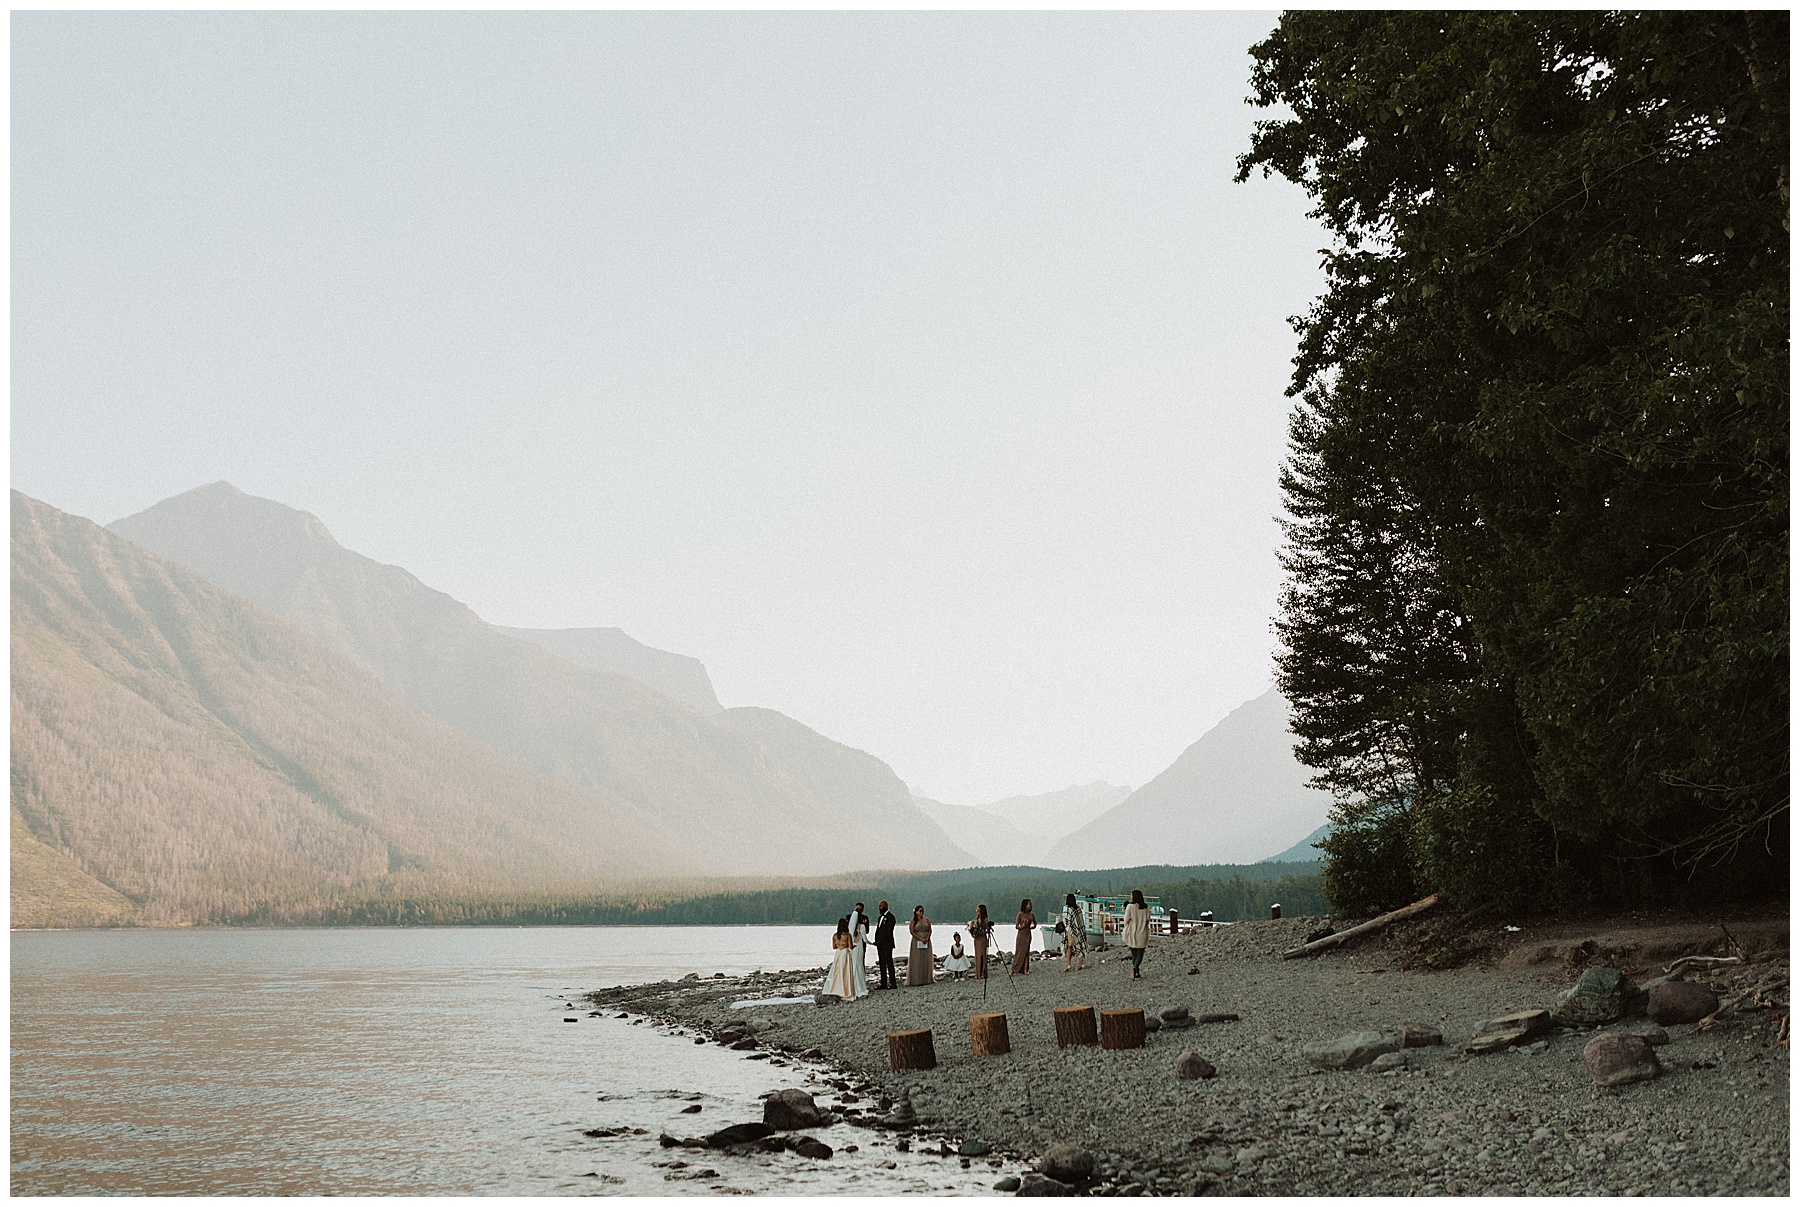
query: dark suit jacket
[{"left": 874, "top": 910, "right": 897, "bottom": 950}]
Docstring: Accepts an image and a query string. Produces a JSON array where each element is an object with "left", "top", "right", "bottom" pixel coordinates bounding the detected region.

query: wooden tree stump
[
  {"left": 970, "top": 1012, "right": 1011, "bottom": 1056},
  {"left": 1054, "top": 1005, "right": 1098, "bottom": 1048},
  {"left": 1100, "top": 1008, "right": 1146, "bottom": 1050},
  {"left": 888, "top": 1028, "right": 937, "bottom": 1070}
]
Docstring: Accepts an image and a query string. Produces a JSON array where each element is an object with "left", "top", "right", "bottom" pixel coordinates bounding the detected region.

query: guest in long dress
[
  {"left": 943, "top": 933, "right": 973, "bottom": 979},
  {"left": 1061, "top": 893, "right": 1089, "bottom": 972},
  {"left": 1011, "top": 898, "right": 1037, "bottom": 975},
  {"left": 1122, "top": 889, "right": 1151, "bottom": 980},
  {"left": 905, "top": 906, "right": 935, "bottom": 987},
  {"left": 823, "top": 916, "right": 860, "bottom": 999},
  {"left": 968, "top": 904, "right": 994, "bottom": 980},
  {"left": 849, "top": 902, "right": 871, "bottom": 998}
]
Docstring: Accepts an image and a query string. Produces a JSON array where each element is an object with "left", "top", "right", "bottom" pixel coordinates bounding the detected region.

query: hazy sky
[{"left": 13, "top": 11, "right": 1325, "bottom": 805}]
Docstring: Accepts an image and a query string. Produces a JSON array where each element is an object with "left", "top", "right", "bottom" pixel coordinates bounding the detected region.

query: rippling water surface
[{"left": 12, "top": 927, "right": 1009, "bottom": 1195}]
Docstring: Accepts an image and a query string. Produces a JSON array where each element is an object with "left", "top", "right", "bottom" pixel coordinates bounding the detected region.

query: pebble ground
[{"left": 590, "top": 916, "right": 1789, "bottom": 1196}]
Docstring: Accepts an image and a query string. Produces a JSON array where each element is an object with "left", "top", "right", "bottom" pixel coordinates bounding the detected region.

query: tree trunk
[
  {"left": 1280, "top": 892, "right": 1447, "bottom": 959},
  {"left": 1054, "top": 1005, "right": 1098, "bottom": 1048},
  {"left": 1100, "top": 1008, "right": 1146, "bottom": 1050},
  {"left": 888, "top": 1028, "right": 937, "bottom": 1070},
  {"left": 969, "top": 1012, "right": 1011, "bottom": 1056}
]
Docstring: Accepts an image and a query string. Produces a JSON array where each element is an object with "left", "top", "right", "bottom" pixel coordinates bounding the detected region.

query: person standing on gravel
[
  {"left": 968, "top": 904, "right": 995, "bottom": 979},
  {"left": 906, "top": 906, "right": 935, "bottom": 987},
  {"left": 873, "top": 900, "right": 898, "bottom": 990},
  {"left": 1060, "top": 893, "right": 1089, "bottom": 972},
  {"left": 1122, "top": 889, "right": 1151, "bottom": 979},
  {"left": 1011, "top": 899, "right": 1037, "bottom": 975}
]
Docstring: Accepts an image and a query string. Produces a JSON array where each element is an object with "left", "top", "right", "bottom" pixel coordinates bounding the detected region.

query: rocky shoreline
[{"left": 588, "top": 915, "right": 1789, "bottom": 1196}]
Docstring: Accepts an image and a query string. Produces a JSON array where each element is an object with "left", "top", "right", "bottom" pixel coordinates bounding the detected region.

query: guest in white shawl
[
  {"left": 823, "top": 916, "right": 860, "bottom": 1000},
  {"left": 849, "top": 902, "right": 872, "bottom": 998}
]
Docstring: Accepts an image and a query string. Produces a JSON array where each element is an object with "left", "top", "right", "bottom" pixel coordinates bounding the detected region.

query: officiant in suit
[{"left": 873, "top": 900, "right": 898, "bottom": 990}]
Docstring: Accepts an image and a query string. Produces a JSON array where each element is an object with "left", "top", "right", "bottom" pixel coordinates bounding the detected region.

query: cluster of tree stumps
[{"left": 891, "top": 1005, "right": 1149, "bottom": 1070}]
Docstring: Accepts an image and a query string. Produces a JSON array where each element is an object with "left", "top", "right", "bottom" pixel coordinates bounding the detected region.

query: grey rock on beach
[
  {"left": 1176, "top": 1050, "right": 1218, "bottom": 1080},
  {"left": 763, "top": 1088, "right": 831, "bottom": 1130},
  {"left": 1039, "top": 1143, "right": 1096, "bottom": 1183},
  {"left": 1551, "top": 966, "right": 1633, "bottom": 1025},
  {"left": 1462, "top": 1009, "right": 1551, "bottom": 1054},
  {"left": 1584, "top": 1033, "right": 1661, "bottom": 1087},
  {"left": 1302, "top": 1030, "right": 1400, "bottom": 1070}
]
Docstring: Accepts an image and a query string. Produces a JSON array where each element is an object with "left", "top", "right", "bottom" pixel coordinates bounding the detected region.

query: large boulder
[
  {"left": 1038, "top": 1144, "right": 1097, "bottom": 1183},
  {"left": 1462, "top": 1009, "right": 1551, "bottom": 1055},
  {"left": 1583, "top": 1033, "right": 1661, "bottom": 1087},
  {"left": 764, "top": 1088, "right": 831, "bottom": 1130},
  {"left": 1551, "top": 966, "right": 1634, "bottom": 1026},
  {"left": 1016, "top": 1173, "right": 1075, "bottom": 1197},
  {"left": 1303, "top": 1030, "right": 1400, "bottom": 1070},
  {"left": 793, "top": 1137, "right": 834, "bottom": 1159},
  {"left": 1175, "top": 1050, "right": 1217, "bottom": 1080},
  {"left": 1647, "top": 981, "right": 1720, "bottom": 1025},
  {"left": 707, "top": 1121, "right": 775, "bottom": 1148}
]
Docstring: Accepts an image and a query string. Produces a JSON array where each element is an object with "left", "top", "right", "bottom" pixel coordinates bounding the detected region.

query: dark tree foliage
[{"left": 1242, "top": 12, "right": 1787, "bottom": 912}]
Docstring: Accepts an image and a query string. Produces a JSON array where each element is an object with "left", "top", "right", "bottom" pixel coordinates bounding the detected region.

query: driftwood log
[
  {"left": 1100, "top": 1008, "right": 1146, "bottom": 1050},
  {"left": 1054, "top": 1005, "right": 1098, "bottom": 1048},
  {"left": 1665, "top": 955, "right": 1743, "bottom": 975},
  {"left": 1693, "top": 977, "right": 1788, "bottom": 1033},
  {"left": 888, "top": 1028, "right": 937, "bottom": 1070},
  {"left": 970, "top": 1012, "right": 1011, "bottom": 1056},
  {"left": 1281, "top": 892, "right": 1448, "bottom": 960}
]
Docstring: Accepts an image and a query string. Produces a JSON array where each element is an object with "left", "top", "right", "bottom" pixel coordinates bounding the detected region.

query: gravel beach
[{"left": 589, "top": 914, "right": 1789, "bottom": 1196}]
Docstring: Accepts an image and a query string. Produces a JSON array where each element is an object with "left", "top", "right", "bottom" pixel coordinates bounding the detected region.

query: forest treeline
[
  {"left": 210, "top": 864, "right": 1327, "bottom": 928},
  {"left": 1242, "top": 13, "right": 1787, "bottom": 914}
]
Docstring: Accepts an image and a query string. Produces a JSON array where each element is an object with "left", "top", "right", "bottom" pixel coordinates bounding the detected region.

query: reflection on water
[{"left": 11, "top": 927, "right": 1007, "bottom": 1195}]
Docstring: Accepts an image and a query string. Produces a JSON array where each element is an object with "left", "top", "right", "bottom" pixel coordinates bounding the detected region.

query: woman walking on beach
[
  {"left": 906, "top": 906, "right": 935, "bottom": 986},
  {"left": 1122, "top": 889, "right": 1151, "bottom": 980},
  {"left": 1060, "top": 893, "right": 1089, "bottom": 972},
  {"left": 968, "top": 904, "right": 994, "bottom": 979},
  {"left": 823, "top": 916, "right": 861, "bottom": 1000},
  {"left": 1011, "top": 898, "right": 1037, "bottom": 975}
]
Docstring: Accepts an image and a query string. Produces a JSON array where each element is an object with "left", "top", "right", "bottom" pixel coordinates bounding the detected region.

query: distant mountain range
[
  {"left": 12, "top": 492, "right": 691, "bottom": 926},
  {"left": 1042, "top": 689, "right": 1333, "bottom": 868},
  {"left": 911, "top": 782, "right": 1131, "bottom": 866},
  {"left": 14, "top": 480, "right": 1334, "bottom": 925},
  {"left": 102, "top": 483, "right": 973, "bottom": 882}
]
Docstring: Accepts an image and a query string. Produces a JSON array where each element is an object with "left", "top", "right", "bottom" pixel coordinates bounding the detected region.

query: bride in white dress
[
  {"left": 822, "top": 917, "right": 860, "bottom": 1000},
  {"left": 849, "top": 904, "right": 871, "bottom": 998}
]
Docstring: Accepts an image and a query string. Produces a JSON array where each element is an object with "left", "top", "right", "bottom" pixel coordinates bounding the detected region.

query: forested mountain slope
[
  {"left": 1044, "top": 688, "right": 1331, "bottom": 868},
  {"left": 108, "top": 483, "right": 971, "bottom": 875},
  {"left": 12, "top": 492, "right": 690, "bottom": 926}
]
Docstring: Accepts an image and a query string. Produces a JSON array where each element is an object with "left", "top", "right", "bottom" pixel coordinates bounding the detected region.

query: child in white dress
[{"left": 942, "top": 933, "right": 974, "bottom": 979}]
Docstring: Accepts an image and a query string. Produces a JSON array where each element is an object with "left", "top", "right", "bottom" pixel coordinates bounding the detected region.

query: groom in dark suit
[{"left": 873, "top": 900, "right": 898, "bottom": 990}]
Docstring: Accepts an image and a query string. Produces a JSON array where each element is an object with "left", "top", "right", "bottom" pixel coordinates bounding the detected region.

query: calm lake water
[{"left": 11, "top": 926, "right": 1011, "bottom": 1196}]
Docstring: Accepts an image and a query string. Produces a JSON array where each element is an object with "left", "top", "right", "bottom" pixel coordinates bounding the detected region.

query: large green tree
[{"left": 1243, "top": 12, "right": 1787, "bottom": 910}]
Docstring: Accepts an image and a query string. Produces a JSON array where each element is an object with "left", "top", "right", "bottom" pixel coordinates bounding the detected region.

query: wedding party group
[{"left": 819, "top": 891, "right": 1155, "bottom": 1002}]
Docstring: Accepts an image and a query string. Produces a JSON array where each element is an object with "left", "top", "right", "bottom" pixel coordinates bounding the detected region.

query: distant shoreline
[{"left": 21, "top": 862, "right": 1326, "bottom": 931}]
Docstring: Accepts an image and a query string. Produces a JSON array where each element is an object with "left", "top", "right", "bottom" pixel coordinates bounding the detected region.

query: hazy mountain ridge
[
  {"left": 1263, "top": 822, "right": 1330, "bottom": 864},
  {"left": 910, "top": 796, "right": 1036, "bottom": 867},
  {"left": 12, "top": 491, "right": 692, "bottom": 926},
  {"left": 912, "top": 781, "right": 1132, "bottom": 866},
  {"left": 495, "top": 625, "right": 721, "bottom": 714},
  {"left": 1044, "top": 688, "right": 1332, "bottom": 868},
  {"left": 107, "top": 483, "right": 972, "bottom": 876}
]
